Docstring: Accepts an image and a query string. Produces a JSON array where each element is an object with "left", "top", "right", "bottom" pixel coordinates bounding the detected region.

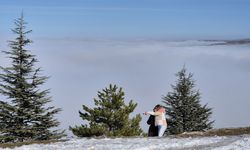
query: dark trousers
[{"left": 147, "top": 115, "right": 158, "bottom": 136}]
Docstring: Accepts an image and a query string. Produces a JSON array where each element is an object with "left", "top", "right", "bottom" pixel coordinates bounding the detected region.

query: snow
[{"left": 2, "top": 135, "right": 250, "bottom": 150}]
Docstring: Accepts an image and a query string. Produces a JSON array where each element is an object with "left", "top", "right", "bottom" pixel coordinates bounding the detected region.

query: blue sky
[
  {"left": 1, "top": 0, "right": 250, "bottom": 39},
  {"left": 1, "top": 0, "right": 250, "bottom": 135}
]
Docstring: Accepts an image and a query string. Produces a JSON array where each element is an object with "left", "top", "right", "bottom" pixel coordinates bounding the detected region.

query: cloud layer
[{"left": 1, "top": 38, "right": 250, "bottom": 133}]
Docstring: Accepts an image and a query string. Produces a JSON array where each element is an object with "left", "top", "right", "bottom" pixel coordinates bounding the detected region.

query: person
[
  {"left": 144, "top": 105, "right": 167, "bottom": 137},
  {"left": 146, "top": 105, "right": 160, "bottom": 137}
]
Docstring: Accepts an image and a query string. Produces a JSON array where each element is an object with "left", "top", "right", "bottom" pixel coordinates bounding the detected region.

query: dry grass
[
  {"left": 206, "top": 127, "right": 250, "bottom": 136},
  {"left": 177, "top": 126, "right": 250, "bottom": 138},
  {"left": 0, "top": 139, "right": 67, "bottom": 149}
]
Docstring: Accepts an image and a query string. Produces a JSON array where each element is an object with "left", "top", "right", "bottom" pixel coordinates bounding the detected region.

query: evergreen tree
[
  {"left": 70, "top": 84, "right": 143, "bottom": 137},
  {"left": 0, "top": 14, "right": 64, "bottom": 143},
  {"left": 162, "top": 67, "right": 214, "bottom": 135}
]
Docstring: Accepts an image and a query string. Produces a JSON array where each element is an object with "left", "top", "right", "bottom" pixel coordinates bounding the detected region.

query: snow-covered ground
[{"left": 2, "top": 135, "right": 250, "bottom": 150}]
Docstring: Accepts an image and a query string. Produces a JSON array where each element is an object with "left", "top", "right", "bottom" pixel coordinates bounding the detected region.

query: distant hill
[{"left": 208, "top": 39, "right": 250, "bottom": 46}]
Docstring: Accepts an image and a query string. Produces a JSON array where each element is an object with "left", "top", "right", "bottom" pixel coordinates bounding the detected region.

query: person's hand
[{"left": 143, "top": 112, "right": 148, "bottom": 115}]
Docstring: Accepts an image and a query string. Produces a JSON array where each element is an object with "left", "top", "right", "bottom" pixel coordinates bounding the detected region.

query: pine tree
[
  {"left": 0, "top": 14, "right": 65, "bottom": 143},
  {"left": 162, "top": 67, "right": 214, "bottom": 135},
  {"left": 70, "top": 84, "right": 143, "bottom": 137}
]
